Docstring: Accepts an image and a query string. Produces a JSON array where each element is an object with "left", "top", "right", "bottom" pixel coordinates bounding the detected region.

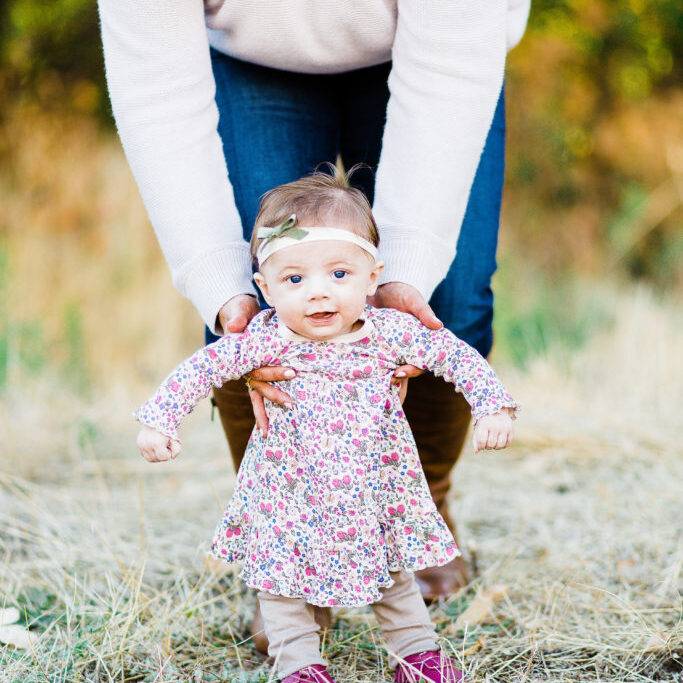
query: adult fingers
[
  {"left": 391, "top": 364, "right": 424, "bottom": 404},
  {"left": 397, "top": 378, "right": 409, "bottom": 403},
  {"left": 371, "top": 282, "right": 443, "bottom": 330},
  {"left": 224, "top": 313, "right": 249, "bottom": 334},
  {"left": 412, "top": 300, "right": 442, "bottom": 331},
  {"left": 218, "top": 294, "right": 260, "bottom": 335},
  {"left": 249, "top": 378, "right": 293, "bottom": 407},
  {"left": 248, "top": 389, "right": 269, "bottom": 438},
  {"left": 392, "top": 364, "right": 424, "bottom": 381},
  {"left": 250, "top": 366, "right": 296, "bottom": 382},
  {"left": 395, "top": 286, "right": 442, "bottom": 330}
]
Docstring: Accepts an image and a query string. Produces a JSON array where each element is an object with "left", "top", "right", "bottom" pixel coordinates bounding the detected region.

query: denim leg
[
  {"left": 210, "top": 51, "right": 345, "bottom": 239},
  {"left": 429, "top": 87, "right": 506, "bottom": 357}
]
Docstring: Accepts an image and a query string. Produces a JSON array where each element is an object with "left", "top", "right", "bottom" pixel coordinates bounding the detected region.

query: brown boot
[
  {"left": 211, "top": 380, "right": 333, "bottom": 653},
  {"left": 211, "top": 378, "right": 257, "bottom": 471},
  {"left": 403, "top": 373, "right": 472, "bottom": 601}
]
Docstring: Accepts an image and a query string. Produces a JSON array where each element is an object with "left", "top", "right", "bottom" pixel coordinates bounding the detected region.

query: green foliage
[
  {"left": 0, "top": 0, "right": 680, "bottom": 289},
  {"left": 61, "top": 301, "right": 91, "bottom": 394},
  {"left": 505, "top": 0, "right": 682, "bottom": 289},
  {"left": 493, "top": 263, "right": 613, "bottom": 368},
  {"left": 0, "top": 0, "right": 106, "bottom": 118},
  {"left": 0, "top": 242, "right": 47, "bottom": 389},
  {"left": 531, "top": 0, "right": 680, "bottom": 101},
  {"left": 608, "top": 183, "right": 683, "bottom": 285}
]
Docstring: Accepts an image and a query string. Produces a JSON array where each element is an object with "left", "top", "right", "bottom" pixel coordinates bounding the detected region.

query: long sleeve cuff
[
  {"left": 178, "top": 243, "right": 257, "bottom": 334},
  {"left": 377, "top": 231, "right": 455, "bottom": 302}
]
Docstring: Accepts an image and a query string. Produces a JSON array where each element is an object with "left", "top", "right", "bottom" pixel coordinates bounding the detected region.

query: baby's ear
[
  {"left": 253, "top": 272, "right": 274, "bottom": 306},
  {"left": 366, "top": 260, "right": 384, "bottom": 296}
]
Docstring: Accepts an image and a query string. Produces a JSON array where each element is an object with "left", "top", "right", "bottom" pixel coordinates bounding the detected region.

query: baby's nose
[{"left": 306, "top": 277, "right": 330, "bottom": 299}]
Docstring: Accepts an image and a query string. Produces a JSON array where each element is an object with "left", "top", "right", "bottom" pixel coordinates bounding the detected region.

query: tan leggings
[{"left": 257, "top": 571, "right": 438, "bottom": 679}]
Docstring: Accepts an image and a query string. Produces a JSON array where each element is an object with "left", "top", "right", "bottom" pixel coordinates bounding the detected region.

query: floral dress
[{"left": 134, "top": 306, "right": 519, "bottom": 606}]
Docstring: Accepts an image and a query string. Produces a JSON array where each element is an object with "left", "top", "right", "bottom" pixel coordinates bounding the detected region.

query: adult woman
[{"left": 99, "top": 0, "right": 529, "bottom": 651}]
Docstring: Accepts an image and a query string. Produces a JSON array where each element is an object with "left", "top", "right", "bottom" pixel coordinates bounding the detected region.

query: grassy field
[{"left": 0, "top": 111, "right": 681, "bottom": 681}]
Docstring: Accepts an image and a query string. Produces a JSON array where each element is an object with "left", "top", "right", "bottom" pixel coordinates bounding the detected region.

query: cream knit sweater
[{"left": 99, "top": 0, "right": 530, "bottom": 332}]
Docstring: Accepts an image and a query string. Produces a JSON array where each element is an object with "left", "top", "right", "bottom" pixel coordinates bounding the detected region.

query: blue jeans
[{"left": 206, "top": 51, "right": 505, "bottom": 358}]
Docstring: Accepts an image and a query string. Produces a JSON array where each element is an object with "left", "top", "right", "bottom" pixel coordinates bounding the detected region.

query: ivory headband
[{"left": 256, "top": 214, "right": 378, "bottom": 264}]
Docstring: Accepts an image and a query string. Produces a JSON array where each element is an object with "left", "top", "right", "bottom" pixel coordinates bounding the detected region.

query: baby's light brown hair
[{"left": 250, "top": 164, "right": 379, "bottom": 264}]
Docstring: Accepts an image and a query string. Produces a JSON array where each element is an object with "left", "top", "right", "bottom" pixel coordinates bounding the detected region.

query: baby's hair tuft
[{"left": 250, "top": 164, "right": 379, "bottom": 262}]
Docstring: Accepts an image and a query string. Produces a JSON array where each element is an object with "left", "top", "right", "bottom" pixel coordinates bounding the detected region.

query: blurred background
[{"left": 0, "top": 0, "right": 681, "bottom": 393}]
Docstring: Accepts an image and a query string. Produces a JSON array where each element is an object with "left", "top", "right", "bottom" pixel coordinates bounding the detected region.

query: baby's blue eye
[
  {"left": 289, "top": 275, "right": 302, "bottom": 284},
  {"left": 333, "top": 270, "right": 346, "bottom": 279}
]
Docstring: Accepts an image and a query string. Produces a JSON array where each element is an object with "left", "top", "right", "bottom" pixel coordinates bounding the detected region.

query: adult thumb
[{"left": 225, "top": 313, "right": 248, "bottom": 334}]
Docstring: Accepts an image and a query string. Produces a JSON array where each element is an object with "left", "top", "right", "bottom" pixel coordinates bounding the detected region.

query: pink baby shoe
[
  {"left": 394, "top": 650, "right": 464, "bottom": 683},
  {"left": 280, "top": 664, "right": 336, "bottom": 682}
]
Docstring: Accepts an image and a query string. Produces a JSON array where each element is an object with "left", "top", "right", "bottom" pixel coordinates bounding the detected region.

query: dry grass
[
  {"left": 1, "top": 287, "right": 681, "bottom": 682},
  {"left": 1, "top": 109, "right": 681, "bottom": 681}
]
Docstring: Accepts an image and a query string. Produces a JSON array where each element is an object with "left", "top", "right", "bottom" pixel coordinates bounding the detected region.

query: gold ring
[{"left": 245, "top": 375, "right": 253, "bottom": 392}]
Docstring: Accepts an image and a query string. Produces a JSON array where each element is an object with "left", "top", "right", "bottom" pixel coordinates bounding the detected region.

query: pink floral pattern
[{"left": 134, "top": 306, "right": 519, "bottom": 606}]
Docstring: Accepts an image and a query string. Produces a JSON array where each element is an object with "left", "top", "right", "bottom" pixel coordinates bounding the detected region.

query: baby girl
[{"left": 135, "top": 169, "right": 519, "bottom": 682}]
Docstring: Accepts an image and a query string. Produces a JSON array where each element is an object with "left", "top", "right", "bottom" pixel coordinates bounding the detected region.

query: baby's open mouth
[{"left": 308, "top": 312, "right": 336, "bottom": 319}]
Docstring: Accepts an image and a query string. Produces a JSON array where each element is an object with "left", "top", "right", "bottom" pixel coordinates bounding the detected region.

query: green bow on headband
[{"left": 257, "top": 214, "right": 309, "bottom": 244}]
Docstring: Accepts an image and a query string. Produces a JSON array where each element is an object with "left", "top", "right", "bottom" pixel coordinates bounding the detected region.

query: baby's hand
[
  {"left": 473, "top": 408, "right": 515, "bottom": 453},
  {"left": 136, "top": 425, "right": 181, "bottom": 462}
]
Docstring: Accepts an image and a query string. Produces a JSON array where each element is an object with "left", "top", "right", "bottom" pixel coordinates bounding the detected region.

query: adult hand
[
  {"left": 217, "top": 294, "right": 295, "bottom": 438},
  {"left": 246, "top": 367, "right": 296, "bottom": 438},
  {"left": 217, "top": 293, "right": 261, "bottom": 335},
  {"left": 369, "top": 281, "right": 442, "bottom": 330},
  {"left": 370, "top": 282, "right": 443, "bottom": 402}
]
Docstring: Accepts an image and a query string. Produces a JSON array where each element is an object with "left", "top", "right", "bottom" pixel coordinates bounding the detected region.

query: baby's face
[{"left": 254, "top": 226, "right": 383, "bottom": 341}]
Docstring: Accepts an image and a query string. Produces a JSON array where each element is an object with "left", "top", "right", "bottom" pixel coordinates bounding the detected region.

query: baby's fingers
[
  {"left": 140, "top": 446, "right": 163, "bottom": 462},
  {"left": 505, "top": 428, "right": 514, "bottom": 448},
  {"left": 168, "top": 439, "right": 181, "bottom": 459},
  {"left": 149, "top": 445, "right": 171, "bottom": 462},
  {"left": 486, "top": 430, "right": 500, "bottom": 450},
  {"left": 473, "top": 426, "right": 489, "bottom": 453},
  {"left": 138, "top": 438, "right": 178, "bottom": 463}
]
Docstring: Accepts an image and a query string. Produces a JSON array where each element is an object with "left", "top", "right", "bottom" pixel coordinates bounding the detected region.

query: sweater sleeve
[
  {"left": 373, "top": 308, "right": 520, "bottom": 423},
  {"left": 98, "top": 0, "right": 256, "bottom": 333},
  {"left": 373, "top": 0, "right": 508, "bottom": 300},
  {"left": 133, "top": 327, "right": 263, "bottom": 441}
]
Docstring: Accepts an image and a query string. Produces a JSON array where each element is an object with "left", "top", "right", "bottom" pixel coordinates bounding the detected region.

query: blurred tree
[
  {"left": 505, "top": 0, "right": 682, "bottom": 288},
  {"left": 0, "top": 0, "right": 106, "bottom": 118},
  {"left": 0, "top": 0, "right": 680, "bottom": 286}
]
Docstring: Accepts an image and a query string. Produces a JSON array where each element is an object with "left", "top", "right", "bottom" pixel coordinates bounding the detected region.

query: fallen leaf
[
  {"left": 0, "top": 608, "right": 20, "bottom": 626},
  {"left": 462, "top": 636, "right": 486, "bottom": 655},
  {"left": 454, "top": 585, "right": 507, "bottom": 629},
  {"left": 204, "top": 556, "right": 231, "bottom": 575},
  {"left": 0, "top": 624, "right": 37, "bottom": 649},
  {"left": 644, "top": 631, "right": 671, "bottom": 652}
]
